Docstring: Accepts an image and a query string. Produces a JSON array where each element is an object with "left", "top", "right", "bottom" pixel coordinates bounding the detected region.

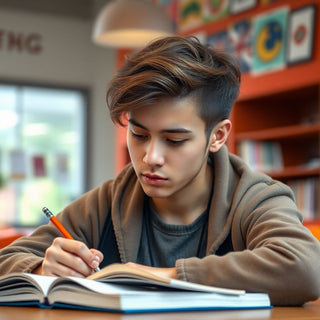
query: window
[{"left": 0, "top": 82, "right": 87, "bottom": 227}]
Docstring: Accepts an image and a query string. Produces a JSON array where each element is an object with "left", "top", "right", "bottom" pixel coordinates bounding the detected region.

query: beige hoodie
[{"left": 1, "top": 146, "right": 320, "bottom": 306}]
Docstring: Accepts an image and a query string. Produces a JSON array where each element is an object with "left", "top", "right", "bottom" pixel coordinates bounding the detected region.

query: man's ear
[{"left": 208, "top": 119, "right": 232, "bottom": 153}]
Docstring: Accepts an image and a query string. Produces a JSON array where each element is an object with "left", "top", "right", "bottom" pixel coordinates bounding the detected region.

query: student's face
[{"left": 127, "top": 96, "right": 211, "bottom": 200}]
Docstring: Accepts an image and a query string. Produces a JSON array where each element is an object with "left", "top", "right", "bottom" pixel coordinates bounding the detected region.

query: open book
[
  {"left": 0, "top": 264, "right": 271, "bottom": 313},
  {"left": 87, "top": 263, "right": 245, "bottom": 294}
]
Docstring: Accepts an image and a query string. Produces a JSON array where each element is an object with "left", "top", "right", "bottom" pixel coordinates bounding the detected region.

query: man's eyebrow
[
  {"left": 128, "top": 118, "right": 192, "bottom": 134},
  {"left": 128, "top": 118, "right": 147, "bottom": 130}
]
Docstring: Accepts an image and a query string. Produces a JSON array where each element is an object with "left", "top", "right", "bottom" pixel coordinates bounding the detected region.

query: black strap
[
  {"left": 97, "top": 211, "right": 121, "bottom": 267},
  {"left": 215, "top": 232, "right": 233, "bottom": 256}
]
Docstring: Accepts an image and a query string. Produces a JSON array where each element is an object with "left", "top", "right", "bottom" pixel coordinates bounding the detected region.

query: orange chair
[
  {"left": 303, "top": 222, "right": 320, "bottom": 242},
  {"left": 0, "top": 227, "right": 23, "bottom": 249}
]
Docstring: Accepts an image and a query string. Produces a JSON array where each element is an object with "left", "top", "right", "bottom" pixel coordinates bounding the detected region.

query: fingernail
[{"left": 92, "top": 260, "right": 99, "bottom": 268}]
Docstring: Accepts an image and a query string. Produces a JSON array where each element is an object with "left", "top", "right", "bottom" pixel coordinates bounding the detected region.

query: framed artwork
[
  {"left": 229, "top": 0, "right": 257, "bottom": 15},
  {"left": 207, "top": 30, "right": 231, "bottom": 53},
  {"left": 229, "top": 19, "right": 253, "bottom": 73},
  {"left": 32, "top": 155, "right": 46, "bottom": 177},
  {"left": 157, "top": 0, "right": 178, "bottom": 26},
  {"left": 287, "top": 5, "right": 316, "bottom": 65},
  {"left": 252, "top": 6, "right": 289, "bottom": 75},
  {"left": 260, "top": 0, "right": 280, "bottom": 5},
  {"left": 177, "top": 0, "right": 203, "bottom": 32},
  {"left": 203, "top": 0, "right": 229, "bottom": 23}
]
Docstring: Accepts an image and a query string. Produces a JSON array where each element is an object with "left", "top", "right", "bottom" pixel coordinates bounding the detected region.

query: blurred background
[
  {"left": 0, "top": 0, "right": 116, "bottom": 229},
  {"left": 0, "top": 0, "right": 319, "bottom": 241}
]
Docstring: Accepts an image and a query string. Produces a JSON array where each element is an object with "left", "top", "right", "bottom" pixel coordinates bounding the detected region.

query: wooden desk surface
[{"left": 1, "top": 299, "right": 320, "bottom": 320}]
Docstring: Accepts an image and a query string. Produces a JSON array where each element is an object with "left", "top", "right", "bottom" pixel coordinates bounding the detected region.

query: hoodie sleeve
[
  {"left": 176, "top": 180, "right": 320, "bottom": 306},
  {"left": 0, "top": 180, "right": 112, "bottom": 274}
]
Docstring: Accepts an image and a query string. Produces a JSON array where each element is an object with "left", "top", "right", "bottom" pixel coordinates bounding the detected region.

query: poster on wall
[
  {"left": 177, "top": 0, "right": 203, "bottom": 31},
  {"left": 287, "top": 5, "right": 316, "bottom": 65},
  {"left": 9, "top": 149, "right": 26, "bottom": 180},
  {"left": 207, "top": 30, "right": 231, "bottom": 53},
  {"left": 229, "top": 19, "right": 253, "bottom": 73},
  {"left": 252, "top": 6, "right": 289, "bottom": 75},
  {"left": 32, "top": 155, "right": 47, "bottom": 177},
  {"left": 229, "top": 0, "right": 257, "bottom": 15},
  {"left": 156, "top": 0, "right": 178, "bottom": 27},
  {"left": 260, "top": 0, "right": 280, "bottom": 5},
  {"left": 54, "top": 153, "right": 69, "bottom": 184},
  {"left": 203, "top": 0, "right": 229, "bottom": 23}
]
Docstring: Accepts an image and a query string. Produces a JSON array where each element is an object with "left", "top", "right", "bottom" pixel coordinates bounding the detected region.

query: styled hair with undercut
[{"left": 107, "top": 36, "right": 241, "bottom": 136}]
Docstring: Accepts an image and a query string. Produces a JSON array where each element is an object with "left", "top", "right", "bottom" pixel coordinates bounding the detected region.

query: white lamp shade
[{"left": 92, "top": 0, "right": 175, "bottom": 48}]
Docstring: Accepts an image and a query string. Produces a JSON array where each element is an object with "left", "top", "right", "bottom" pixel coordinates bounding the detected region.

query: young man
[{"left": 0, "top": 36, "right": 319, "bottom": 306}]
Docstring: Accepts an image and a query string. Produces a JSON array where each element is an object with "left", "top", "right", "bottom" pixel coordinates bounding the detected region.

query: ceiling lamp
[{"left": 92, "top": 0, "right": 175, "bottom": 49}]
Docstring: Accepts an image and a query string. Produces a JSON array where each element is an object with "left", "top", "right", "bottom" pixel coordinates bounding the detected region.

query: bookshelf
[
  {"left": 113, "top": 0, "right": 320, "bottom": 221},
  {"left": 224, "top": 1, "right": 320, "bottom": 221},
  {"left": 179, "top": 0, "right": 320, "bottom": 221},
  {"left": 232, "top": 84, "right": 320, "bottom": 220}
]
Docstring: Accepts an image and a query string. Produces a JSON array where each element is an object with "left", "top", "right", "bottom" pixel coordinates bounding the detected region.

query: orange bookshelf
[
  {"left": 114, "top": 0, "right": 320, "bottom": 220},
  {"left": 179, "top": 0, "right": 320, "bottom": 220}
]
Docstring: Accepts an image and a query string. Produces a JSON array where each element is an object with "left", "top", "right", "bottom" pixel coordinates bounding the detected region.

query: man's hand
[
  {"left": 33, "top": 237, "right": 103, "bottom": 277},
  {"left": 126, "top": 262, "right": 178, "bottom": 279}
]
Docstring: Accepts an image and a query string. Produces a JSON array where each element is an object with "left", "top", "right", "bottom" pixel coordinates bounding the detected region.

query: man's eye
[
  {"left": 167, "top": 139, "right": 186, "bottom": 145},
  {"left": 131, "top": 131, "right": 147, "bottom": 140}
]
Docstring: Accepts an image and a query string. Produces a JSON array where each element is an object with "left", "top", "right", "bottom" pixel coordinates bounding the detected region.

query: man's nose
[{"left": 143, "top": 139, "right": 165, "bottom": 167}]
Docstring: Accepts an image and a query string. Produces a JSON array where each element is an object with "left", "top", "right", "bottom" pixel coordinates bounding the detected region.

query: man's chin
[{"left": 141, "top": 185, "right": 169, "bottom": 199}]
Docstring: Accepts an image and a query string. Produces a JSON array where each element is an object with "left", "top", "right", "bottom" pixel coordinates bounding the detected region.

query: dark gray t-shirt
[{"left": 136, "top": 198, "right": 208, "bottom": 268}]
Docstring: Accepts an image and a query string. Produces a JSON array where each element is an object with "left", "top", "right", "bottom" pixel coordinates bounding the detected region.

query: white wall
[{"left": 0, "top": 8, "right": 116, "bottom": 190}]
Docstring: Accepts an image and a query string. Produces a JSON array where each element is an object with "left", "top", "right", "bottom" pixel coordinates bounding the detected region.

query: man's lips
[{"left": 141, "top": 173, "right": 168, "bottom": 185}]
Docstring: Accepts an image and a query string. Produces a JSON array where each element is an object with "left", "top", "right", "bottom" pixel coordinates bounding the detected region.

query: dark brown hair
[{"left": 107, "top": 36, "right": 241, "bottom": 135}]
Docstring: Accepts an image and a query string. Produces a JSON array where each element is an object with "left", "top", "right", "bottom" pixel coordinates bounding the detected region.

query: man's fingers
[
  {"left": 89, "top": 248, "right": 104, "bottom": 270},
  {"left": 42, "top": 238, "right": 100, "bottom": 277}
]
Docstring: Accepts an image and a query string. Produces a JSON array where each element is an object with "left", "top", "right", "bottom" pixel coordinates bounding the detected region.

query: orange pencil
[
  {"left": 42, "top": 206, "right": 100, "bottom": 272},
  {"left": 42, "top": 207, "right": 73, "bottom": 239}
]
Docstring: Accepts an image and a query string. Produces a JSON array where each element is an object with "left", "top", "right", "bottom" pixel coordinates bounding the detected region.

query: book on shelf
[
  {"left": 237, "top": 140, "right": 283, "bottom": 173},
  {"left": 287, "top": 177, "right": 318, "bottom": 220},
  {"left": 0, "top": 263, "right": 271, "bottom": 313}
]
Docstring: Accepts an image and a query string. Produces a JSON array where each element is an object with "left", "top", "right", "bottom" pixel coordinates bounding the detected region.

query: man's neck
[{"left": 151, "top": 164, "right": 213, "bottom": 225}]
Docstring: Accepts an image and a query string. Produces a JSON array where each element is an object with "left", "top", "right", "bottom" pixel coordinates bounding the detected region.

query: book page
[
  {"left": 87, "top": 263, "right": 171, "bottom": 284},
  {"left": 0, "top": 273, "right": 57, "bottom": 303},
  {"left": 50, "top": 276, "right": 153, "bottom": 295},
  {"left": 24, "top": 273, "right": 58, "bottom": 296},
  {"left": 87, "top": 263, "right": 244, "bottom": 295}
]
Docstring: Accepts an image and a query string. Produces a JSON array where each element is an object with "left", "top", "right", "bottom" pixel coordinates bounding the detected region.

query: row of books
[
  {"left": 237, "top": 140, "right": 318, "bottom": 220},
  {"left": 287, "top": 177, "right": 318, "bottom": 221},
  {"left": 237, "top": 140, "right": 283, "bottom": 173}
]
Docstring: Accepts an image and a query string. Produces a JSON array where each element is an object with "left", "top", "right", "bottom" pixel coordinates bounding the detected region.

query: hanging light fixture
[{"left": 92, "top": 0, "right": 175, "bottom": 49}]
